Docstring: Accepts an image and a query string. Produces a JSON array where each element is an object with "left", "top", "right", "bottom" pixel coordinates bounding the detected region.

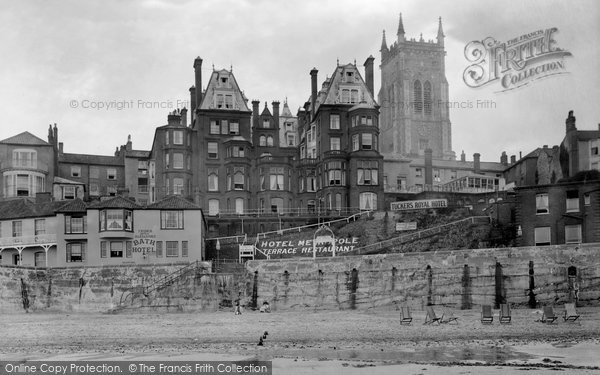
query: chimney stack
[
  {"left": 53, "top": 124, "right": 58, "bottom": 147},
  {"left": 565, "top": 110, "right": 576, "bottom": 133},
  {"left": 252, "top": 100, "right": 260, "bottom": 129},
  {"left": 473, "top": 153, "right": 481, "bottom": 173},
  {"left": 59, "top": 142, "right": 63, "bottom": 154},
  {"left": 181, "top": 108, "right": 188, "bottom": 127},
  {"left": 272, "top": 101, "right": 280, "bottom": 129},
  {"left": 189, "top": 86, "right": 196, "bottom": 123},
  {"left": 310, "top": 68, "right": 318, "bottom": 119},
  {"left": 363, "top": 56, "right": 375, "bottom": 97},
  {"left": 460, "top": 150, "right": 466, "bottom": 162},
  {"left": 194, "top": 57, "right": 203, "bottom": 110},
  {"left": 424, "top": 148, "right": 433, "bottom": 186},
  {"left": 500, "top": 151, "right": 508, "bottom": 166},
  {"left": 510, "top": 155, "right": 516, "bottom": 164}
]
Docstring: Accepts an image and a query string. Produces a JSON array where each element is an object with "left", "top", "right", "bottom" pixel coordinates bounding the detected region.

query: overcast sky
[{"left": 1, "top": 0, "right": 599, "bottom": 163}]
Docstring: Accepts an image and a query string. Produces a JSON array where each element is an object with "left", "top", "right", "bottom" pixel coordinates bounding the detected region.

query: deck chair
[
  {"left": 563, "top": 303, "right": 581, "bottom": 324},
  {"left": 441, "top": 308, "right": 459, "bottom": 325},
  {"left": 424, "top": 306, "right": 441, "bottom": 325},
  {"left": 541, "top": 306, "right": 558, "bottom": 324},
  {"left": 481, "top": 305, "right": 493, "bottom": 325},
  {"left": 400, "top": 305, "right": 413, "bottom": 325},
  {"left": 499, "top": 304, "right": 511, "bottom": 324}
]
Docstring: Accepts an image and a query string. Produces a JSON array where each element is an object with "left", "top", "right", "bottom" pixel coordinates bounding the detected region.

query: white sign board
[
  {"left": 396, "top": 222, "right": 417, "bottom": 231},
  {"left": 390, "top": 199, "right": 448, "bottom": 211}
]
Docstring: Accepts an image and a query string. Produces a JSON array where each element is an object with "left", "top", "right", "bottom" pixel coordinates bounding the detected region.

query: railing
[
  {"left": 207, "top": 210, "right": 373, "bottom": 244},
  {"left": 213, "top": 207, "right": 365, "bottom": 218},
  {"left": 0, "top": 234, "right": 57, "bottom": 247},
  {"left": 347, "top": 216, "right": 491, "bottom": 255},
  {"left": 0, "top": 160, "right": 49, "bottom": 172},
  {"left": 383, "top": 184, "right": 501, "bottom": 194},
  {"left": 142, "top": 260, "right": 201, "bottom": 296},
  {"left": 299, "top": 158, "right": 319, "bottom": 166}
]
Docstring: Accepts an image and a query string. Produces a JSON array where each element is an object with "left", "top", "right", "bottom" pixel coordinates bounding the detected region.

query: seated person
[{"left": 259, "top": 301, "right": 271, "bottom": 313}]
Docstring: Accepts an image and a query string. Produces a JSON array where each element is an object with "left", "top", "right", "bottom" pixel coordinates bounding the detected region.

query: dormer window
[
  {"left": 99, "top": 209, "right": 133, "bottom": 232},
  {"left": 346, "top": 71, "right": 354, "bottom": 82},
  {"left": 263, "top": 120, "right": 270, "bottom": 128}
]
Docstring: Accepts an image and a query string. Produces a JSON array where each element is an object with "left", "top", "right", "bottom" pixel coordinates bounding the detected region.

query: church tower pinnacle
[
  {"left": 397, "top": 13, "right": 405, "bottom": 41},
  {"left": 437, "top": 16, "right": 445, "bottom": 46}
]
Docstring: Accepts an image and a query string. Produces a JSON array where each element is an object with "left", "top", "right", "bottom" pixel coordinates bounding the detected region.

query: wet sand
[{"left": 1, "top": 306, "right": 600, "bottom": 374}]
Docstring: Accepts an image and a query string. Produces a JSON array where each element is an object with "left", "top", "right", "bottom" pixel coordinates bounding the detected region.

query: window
[
  {"left": 359, "top": 192, "right": 377, "bottom": 210},
  {"left": 165, "top": 153, "right": 170, "bottom": 168},
  {"left": 166, "top": 241, "right": 178, "bottom": 257},
  {"left": 592, "top": 147, "right": 599, "bottom": 155},
  {"left": 110, "top": 241, "right": 123, "bottom": 258},
  {"left": 235, "top": 198, "right": 244, "bottom": 214},
  {"left": 208, "top": 199, "right": 220, "bottom": 216},
  {"left": 307, "top": 176, "right": 316, "bottom": 192},
  {"left": 330, "top": 114, "right": 340, "bottom": 129},
  {"left": 350, "top": 89, "right": 358, "bottom": 104},
  {"left": 536, "top": 193, "right": 549, "bottom": 214},
  {"left": 229, "top": 146, "right": 244, "bottom": 158},
  {"left": 413, "top": 80, "right": 423, "bottom": 113},
  {"left": 220, "top": 120, "right": 229, "bottom": 134},
  {"left": 566, "top": 191, "right": 579, "bottom": 212},
  {"left": 362, "top": 133, "right": 373, "bottom": 150},
  {"left": 35, "top": 252, "right": 46, "bottom": 267},
  {"left": 34, "top": 219, "right": 45, "bottom": 235},
  {"left": 173, "top": 153, "right": 184, "bottom": 169},
  {"left": 12, "top": 149, "right": 37, "bottom": 168},
  {"left": 287, "top": 134, "right": 296, "bottom": 146},
  {"left": 172, "top": 130, "right": 183, "bottom": 145},
  {"left": 66, "top": 243, "right": 85, "bottom": 263},
  {"left": 330, "top": 137, "right": 340, "bottom": 151},
  {"left": 415, "top": 168, "right": 423, "bottom": 178},
  {"left": 352, "top": 134, "right": 359, "bottom": 151},
  {"left": 259, "top": 135, "right": 266, "bottom": 146},
  {"left": 424, "top": 81, "right": 432, "bottom": 116},
  {"left": 229, "top": 121, "right": 239, "bottom": 135},
  {"left": 71, "top": 166, "right": 81, "bottom": 177},
  {"left": 565, "top": 225, "right": 582, "bottom": 244},
  {"left": 269, "top": 167, "right": 284, "bottom": 190},
  {"left": 161, "top": 210, "right": 184, "bottom": 229},
  {"left": 107, "top": 168, "right": 117, "bottom": 180},
  {"left": 419, "top": 138, "right": 429, "bottom": 150},
  {"left": 126, "top": 241, "right": 132, "bottom": 258},
  {"left": 100, "top": 209, "right": 133, "bottom": 232},
  {"left": 165, "top": 131, "right": 170, "bottom": 145},
  {"left": 63, "top": 186, "right": 76, "bottom": 200},
  {"left": 341, "top": 89, "right": 349, "bottom": 103},
  {"left": 210, "top": 121, "right": 220, "bottom": 134},
  {"left": 156, "top": 241, "right": 163, "bottom": 257},
  {"left": 12, "top": 221, "right": 22, "bottom": 237},
  {"left": 267, "top": 136, "right": 274, "bottom": 147},
  {"left": 173, "top": 178, "right": 184, "bottom": 195},
  {"left": 182, "top": 241, "right": 188, "bottom": 257},
  {"left": 208, "top": 142, "right": 218, "bottom": 158},
  {"left": 233, "top": 169, "right": 244, "bottom": 190},
  {"left": 225, "top": 95, "right": 233, "bottom": 109},
  {"left": 584, "top": 193, "right": 591, "bottom": 205},
  {"left": 107, "top": 186, "right": 117, "bottom": 196},
  {"left": 100, "top": 241, "right": 107, "bottom": 258},
  {"left": 357, "top": 161, "right": 379, "bottom": 186},
  {"left": 534, "top": 227, "right": 551, "bottom": 246},
  {"left": 208, "top": 168, "right": 219, "bottom": 191},
  {"left": 263, "top": 119, "right": 270, "bottom": 128},
  {"left": 90, "top": 167, "right": 99, "bottom": 179},
  {"left": 65, "top": 216, "right": 87, "bottom": 234},
  {"left": 326, "top": 161, "right": 344, "bottom": 186},
  {"left": 271, "top": 198, "right": 283, "bottom": 213}
]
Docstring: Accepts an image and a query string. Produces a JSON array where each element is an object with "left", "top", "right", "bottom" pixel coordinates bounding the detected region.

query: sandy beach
[{"left": 1, "top": 305, "right": 600, "bottom": 374}]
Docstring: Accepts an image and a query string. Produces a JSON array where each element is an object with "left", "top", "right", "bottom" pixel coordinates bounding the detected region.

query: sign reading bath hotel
[
  {"left": 390, "top": 199, "right": 448, "bottom": 211},
  {"left": 463, "top": 27, "right": 572, "bottom": 91}
]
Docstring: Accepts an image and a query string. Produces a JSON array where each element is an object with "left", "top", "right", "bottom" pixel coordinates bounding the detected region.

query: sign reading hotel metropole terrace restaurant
[
  {"left": 463, "top": 27, "right": 572, "bottom": 92},
  {"left": 258, "top": 237, "right": 359, "bottom": 257},
  {"left": 390, "top": 199, "right": 448, "bottom": 211}
]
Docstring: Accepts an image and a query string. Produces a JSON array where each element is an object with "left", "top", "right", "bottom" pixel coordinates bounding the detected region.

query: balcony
[
  {"left": 299, "top": 158, "right": 319, "bottom": 166},
  {"left": 323, "top": 150, "right": 347, "bottom": 159},
  {"left": 0, "top": 234, "right": 57, "bottom": 249},
  {"left": 0, "top": 160, "right": 49, "bottom": 173}
]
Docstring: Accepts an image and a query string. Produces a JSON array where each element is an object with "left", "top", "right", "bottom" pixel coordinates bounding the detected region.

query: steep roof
[
  {"left": 309, "top": 63, "right": 378, "bottom": 114},
  {"left": 0, "top": 131, "right": 50, "bottom": 145},
  {"left": 60, "top": 153, "right": 123, "bottom": 166},
  {"left": 55, "top": 198, "right": 87, "bottom": 213},
  {"left": 146, "top": 195, "right": 201, "bottom": 210},
  {"left": 87, "top": 196, "right": 141, "bottom": 210},
  {"left": 198, "top": 69, "right": 250, "bottom": 111},
  {"left": 260, "top": 103, "right": 272, "bottom": 116},
  {"left": 281, "top": 101, "right": 293, "bottom": 117},
  {"left": 0, "top": 199, "right": 67, "bottom": 220}
]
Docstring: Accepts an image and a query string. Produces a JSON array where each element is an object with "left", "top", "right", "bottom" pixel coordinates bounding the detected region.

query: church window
[
  {"left": 424, "top": 81, "right": 432, "bottom": 116},
  {"left": 413, "top": 80, "right": 423, "bottom": 113}
]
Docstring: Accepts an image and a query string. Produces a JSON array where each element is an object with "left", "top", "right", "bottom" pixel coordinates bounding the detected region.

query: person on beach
[
  {"left": 234, "top": 298, "right": 242, "bottom": 315},
  {"left": 260, "top": 301, "right": 271, "bottom": 313},
  {"left": 573, "top": 280, "right": 579, "bottom": 302}
]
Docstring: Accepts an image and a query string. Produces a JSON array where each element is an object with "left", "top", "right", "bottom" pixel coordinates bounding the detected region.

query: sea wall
[{"left": 245, "top": 243, "right": 600, "bottom": 311}]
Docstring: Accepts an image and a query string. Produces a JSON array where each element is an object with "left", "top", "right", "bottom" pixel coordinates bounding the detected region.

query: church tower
[{"left": 379, "top": 14, "right": 454, "bottom": 160}]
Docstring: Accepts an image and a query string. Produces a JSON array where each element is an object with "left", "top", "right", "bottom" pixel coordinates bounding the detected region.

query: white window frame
[
  {"left": 534, "top": 227, "right": 551, "bottom": 246},
  {"left": 565, "top": 225, "right": 582, "bottom": 244}
]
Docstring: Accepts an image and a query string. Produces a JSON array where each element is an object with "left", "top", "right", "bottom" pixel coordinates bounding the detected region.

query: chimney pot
[
  {"left": 310, "top": 68, "right": 318, "bottom": 119},
  {"left": 510, "top": 155, "right": 516, "bottom": 164}
]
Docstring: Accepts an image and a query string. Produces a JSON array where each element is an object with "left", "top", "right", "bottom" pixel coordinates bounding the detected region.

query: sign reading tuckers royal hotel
[{"left": 463, "top": 27, "right": 572, "bottom": 91}]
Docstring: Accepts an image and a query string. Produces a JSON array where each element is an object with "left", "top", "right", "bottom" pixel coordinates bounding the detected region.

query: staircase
[
  {"left": 110, "top": 261, "right": 203, "bottom": 313},
  {"left": 347, "top": 216, "right": 491, "bottom": 255}
]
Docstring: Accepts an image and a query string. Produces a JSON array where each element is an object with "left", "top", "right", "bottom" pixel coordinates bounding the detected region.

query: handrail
[
  {"left": 143, "top": 260, "right": 200, "bottom": 296},
  {"left": 207, "top": 210, "right": 372, "bottom": 244},
  {"left": 348, "top": 216, "right": 491, "bottom": 255}
]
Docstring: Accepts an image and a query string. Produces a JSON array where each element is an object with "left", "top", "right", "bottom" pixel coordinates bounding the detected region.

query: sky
[{"left": 1, "top": 0, "right": 599, "bottom": 163}]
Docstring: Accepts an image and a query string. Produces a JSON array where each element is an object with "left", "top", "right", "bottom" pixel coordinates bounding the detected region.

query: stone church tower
[{"left": 379, "top": 14, "right": 454, "bottom": 160}]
